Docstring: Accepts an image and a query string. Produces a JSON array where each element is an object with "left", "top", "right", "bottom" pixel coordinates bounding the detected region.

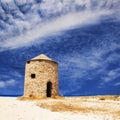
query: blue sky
[{"left": 0, "top": 0, "right": 120, "bottom": 96}]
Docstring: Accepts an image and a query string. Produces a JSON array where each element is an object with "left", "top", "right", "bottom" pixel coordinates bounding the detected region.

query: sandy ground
[{"left": 0, "top": 96, "right": 120, "bottom": 120}]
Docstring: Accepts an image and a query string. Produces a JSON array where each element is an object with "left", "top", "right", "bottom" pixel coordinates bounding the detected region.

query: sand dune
[{"left": 0, "top": 96, "right": 120, "bottom": 120}]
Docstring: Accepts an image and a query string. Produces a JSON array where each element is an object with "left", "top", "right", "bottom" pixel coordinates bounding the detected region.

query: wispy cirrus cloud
[
  {"left": 0, "top": 81, "right": 5, "bottom": 88},
  {"left": 0, "top": 70, "right": 22, "bottom": 88},
  {"left": 103, "top": 69, "right": 120, "bottom": 83},
  {"left": 0, "top": 0, "right": 119, "bottom": 51},
  {"left": 60, "top": 43, "right": 120, "bottom": 84},
  {"left": 0, "top": 9, "right": 112, "bottom": 51},
  {"left": 114, "top": 82, "right": 120, "bottom": 86},
  {"left": 0, "top": 79, "right": 17, "bottom": 88}
]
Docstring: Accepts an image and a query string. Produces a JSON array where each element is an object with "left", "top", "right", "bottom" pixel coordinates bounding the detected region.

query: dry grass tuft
[
  {"left": 18, "top": 95, "right": 64, "bottom": 101},
  {"left": 98, "top": 95, "right": 120, "bottom": 101},
  {"left": 38, "top": 101, "right": 108, "bottom": 113},
  {"left": 38, "top": 101, "right": 87, "bottom": 113},
  {"left": 51, "top": 96, "right": 64, "bottom": 99},
  {"left": 37, "top": 95, "right": 120, "bottom": 115},
  {"left": 115, "top": 110, "right": 120, "bottom": 116},
  {"left": 99, "top": 97, "right": 106, "bottom": 100},
  {"left": 18, "top": 95, "right": 120, "bottom": 118},
  {"left": 18, "top": 95, "right": 45, "bottom": 101}
]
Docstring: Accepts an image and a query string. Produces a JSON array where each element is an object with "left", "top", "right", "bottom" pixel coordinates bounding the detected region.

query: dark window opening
[
  {"left": 27, "top": 61, "right": 30, "bottom": 64},
  {"left": 31, "top": 74, "right": 36, "bottom": 78},
  {"left": 46, "top": 82, "right": 52, "bottom": 97}
]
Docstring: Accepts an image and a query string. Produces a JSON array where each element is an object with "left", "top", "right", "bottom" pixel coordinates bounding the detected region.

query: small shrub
[{"left": 99, "top": 97, "right": 105, "bottom": 100}]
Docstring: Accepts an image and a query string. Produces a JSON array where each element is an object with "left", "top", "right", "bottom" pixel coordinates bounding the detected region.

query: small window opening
[
  {"left": 27, "top": 61, "right": 30, "bottom": 64},
  {"left": 31, "top": 74, "right": 36, "bottom": 78}
]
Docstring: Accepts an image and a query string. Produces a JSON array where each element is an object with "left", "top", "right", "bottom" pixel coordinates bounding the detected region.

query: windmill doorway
[{"left": 47, "top": 82, "right": 52, "bottom": 97}]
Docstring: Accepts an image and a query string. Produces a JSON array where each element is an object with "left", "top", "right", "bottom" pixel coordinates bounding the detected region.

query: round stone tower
[{"left": 24, "top": 54, "right": 58, "bottom": 97}]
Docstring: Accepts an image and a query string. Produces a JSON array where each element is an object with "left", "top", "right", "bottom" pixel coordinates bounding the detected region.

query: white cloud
[
  {"left": 60, "top": 42, "right": 120, "bottom": 84},
  {"left": 6, "top": 79, "right": 17, "bottom": 86},
  {"left": 0, "top": 9, "right": 112, "bottom": 51},
  {"left": 114, "top": 82, "right": 120, "bottom": 86},
  {"left": 0, "top": 81, "right": 6, "bottom": 88},
  {"left": 0, "top": 0, "right": 119, "bottom": 51},
  {"left": 0, "top": 79, "right": 17, "bottom": 88},
  {"left": 103, "top": 68, "right": 120, "bottom": 83},
  {"left": 10, "top": 71, "right": 22, "bottom": 78}
]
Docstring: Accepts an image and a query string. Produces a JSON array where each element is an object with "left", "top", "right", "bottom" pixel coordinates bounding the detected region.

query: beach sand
[{"left": 0, "top": 96, "right": 120, "bottom": 120}]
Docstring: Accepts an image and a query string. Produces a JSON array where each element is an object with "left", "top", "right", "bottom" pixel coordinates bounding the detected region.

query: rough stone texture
[{"left": 24, "top": 54, "right": 58, "bottom": 97}]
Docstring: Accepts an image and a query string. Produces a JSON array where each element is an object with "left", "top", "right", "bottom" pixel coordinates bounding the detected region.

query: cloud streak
[
  {"left": 0, "top": 9, "right": 112, "bottom": 51},
  {"left": 0, "top": 79, "right": 17, "bottom": 88},
  {"left": 59, "top": 43, "right": 120, "bottom": 85},
  {"left": 0, "top": 0, "right": 119, "bottom": 51}
]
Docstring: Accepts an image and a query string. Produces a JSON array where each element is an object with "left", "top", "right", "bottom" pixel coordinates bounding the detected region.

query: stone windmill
[{"left": 24, "top": 54, "right": 58, "bottom": 97}]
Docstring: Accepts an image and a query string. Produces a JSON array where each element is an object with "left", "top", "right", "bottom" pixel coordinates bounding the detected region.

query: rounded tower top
[
  {"left": 32, "top": 54, "right": 52, "bottom": 61},
  {"left": 29, "top": 54, "right": 57, "bottom": 63}
]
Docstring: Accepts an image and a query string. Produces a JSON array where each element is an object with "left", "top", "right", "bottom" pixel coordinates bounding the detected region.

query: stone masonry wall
[{"left": 24, "top": 60, "right": 58, "bottom": 97}]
